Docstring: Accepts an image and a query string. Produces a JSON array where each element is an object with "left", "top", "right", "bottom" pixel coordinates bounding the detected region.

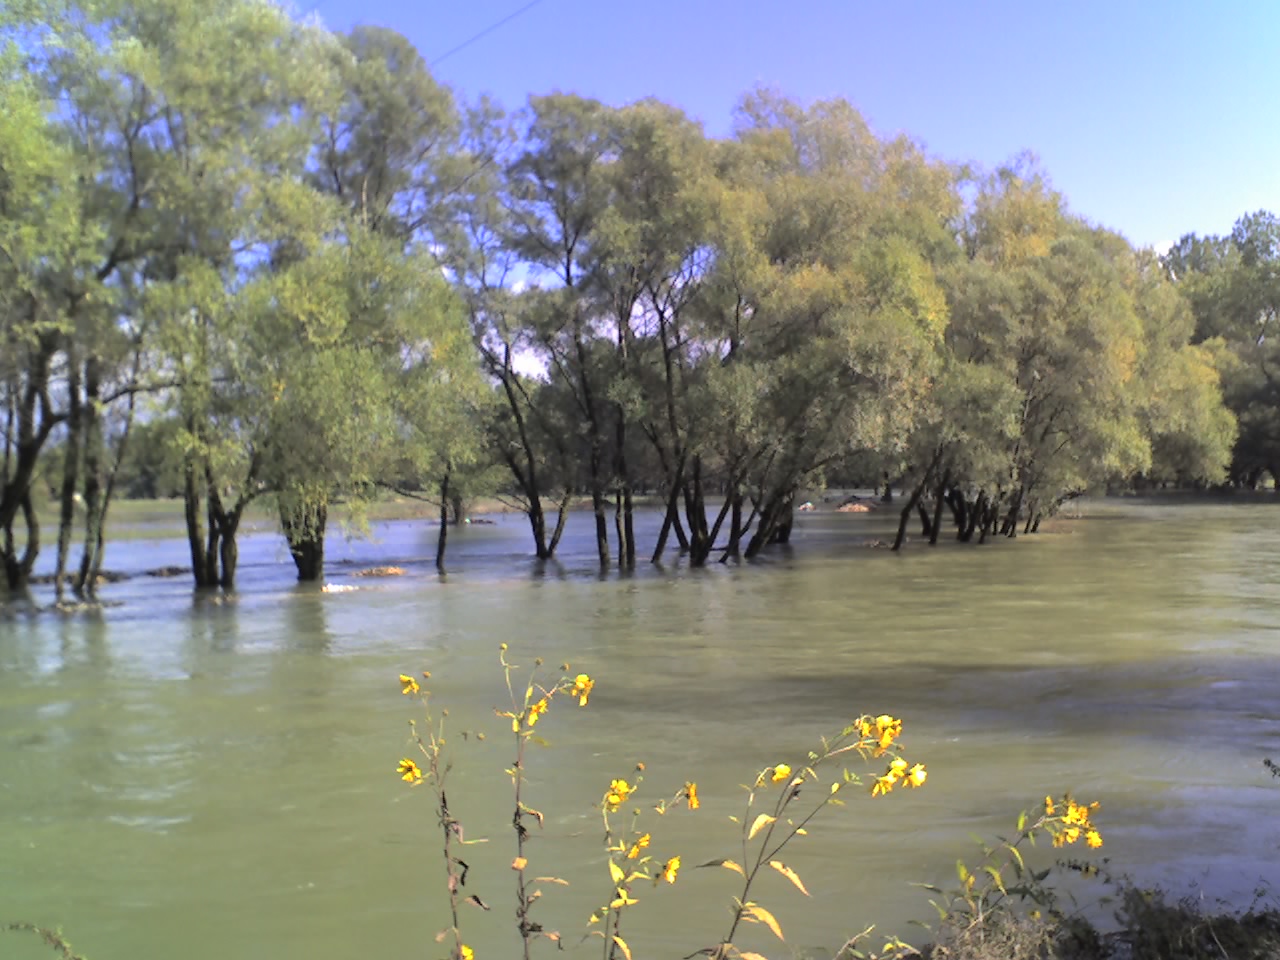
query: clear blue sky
[{"left": 306, "top": 0, "right": 1279, "bottom": 250}]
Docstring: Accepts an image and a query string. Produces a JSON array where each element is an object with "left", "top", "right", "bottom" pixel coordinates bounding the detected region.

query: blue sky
[{"left": 306, "top": 0, "right": 1279, "bottom": 251}]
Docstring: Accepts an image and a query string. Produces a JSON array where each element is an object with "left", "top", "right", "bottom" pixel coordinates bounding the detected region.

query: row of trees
[
  {"left": 0, "top": 0, "right": 1238, "bottom": 599},
  {"left": 1163, "top": 211, "right": 1280, "bottom": 488}
]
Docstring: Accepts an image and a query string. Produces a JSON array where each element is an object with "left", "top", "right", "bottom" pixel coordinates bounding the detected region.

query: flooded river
[{"left": 2, "top": 498, "right": 1279, "bottom": 959}]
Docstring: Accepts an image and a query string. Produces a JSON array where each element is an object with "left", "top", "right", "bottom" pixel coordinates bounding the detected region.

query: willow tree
[
  {"left": 655, "top": 92, "right": 954, "bottom": 564},
  {"left": 260, "top": 227, "right": 479, "bottom": 582},
  {"left": 1164, "top": 212, "right": 1279, "bottom": 486},
  {"left": 0, "top": 43, "right": 87, "bottom": 594}
]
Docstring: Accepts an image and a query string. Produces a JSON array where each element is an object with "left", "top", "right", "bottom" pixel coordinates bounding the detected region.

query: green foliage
[
  {"left": 1164, "top": 210, "right": 1280, "bottom": 486},
  {"left": 0, "top": 0, "right": 1246, "bottom": 591}
]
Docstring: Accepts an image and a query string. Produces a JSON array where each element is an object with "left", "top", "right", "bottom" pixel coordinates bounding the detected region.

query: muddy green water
[{"left": 3, "top": 498, "right": 1279, "bottom": 960}]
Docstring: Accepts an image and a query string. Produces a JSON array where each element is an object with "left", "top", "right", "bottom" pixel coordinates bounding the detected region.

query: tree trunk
[
  {"left": 3, "top": 491, "right": 38, "bottom": 592},
  {"left": 82, "top": 376, "right": 139, "bottom": 595},
  {"left": 1002, "top": 483, "right": 1025, "bottom": 539},
  {"left": 881, "top": 472, "right": 894, "bottom": 504},
  {"left": 916, "top": 502, "right": 933, "bottom": 539},
  {"left": 527, "top": 495, "right": 550, "bottom": 559},
  {"left": 621, "top": 486, "right": 635, "bottom": 569},
  {"left": 74, "top": 359, "right": 104, "bottom": 599},
  {"left": 744, "top": 487, "right": 793, "bottom": 558},
  {"left": 591, "top": 485, "right": 610, "bottom": 570},
  {"left": 770, "top": 494, "right": 795, "bottom": 545},
  {"left": 547, "top": 489, "right": 572, "bottom": 557},
  {"left": 219, "top": 526, "right": 239, "bottom": 589},
  {"left": 892, "top": 477, "right": 928, "bottom": 552},
  {"left": 615, "top": 412, "right": 635, "bottom": 570},
  {"left": 436, "top": 469, "right": 450, "bottom": 574},
  {"left": 651, "top": 459, "right": 685, "bottom": 564},
  {"left": 281, "top": 499, "right": 327, "bottom": 582},
  {"left": 722, "top": 485, "right": 744, "bottom": 561},
  {"left": 928, "top": 470, "right": 949, "bottom": 547},
  {"left": 184, "top": 455, "right": 216, "bottom": 589},
  {"left": 54, "top": 356, "right": 83, "bottom": 603}
]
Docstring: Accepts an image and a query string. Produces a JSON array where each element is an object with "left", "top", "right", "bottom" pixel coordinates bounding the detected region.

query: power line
[{"left": 431, "top": 0, "right": 546, "bottom": 66}]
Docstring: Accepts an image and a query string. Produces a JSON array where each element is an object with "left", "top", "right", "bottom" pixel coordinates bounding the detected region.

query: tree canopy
[{"left": 0, "top": 0, "right": 1241, "bottom": 597}]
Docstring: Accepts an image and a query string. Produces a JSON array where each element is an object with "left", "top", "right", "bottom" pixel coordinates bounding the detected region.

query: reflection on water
[{"left": 2, "top": 498, "right": 1280, "bottom": 959}]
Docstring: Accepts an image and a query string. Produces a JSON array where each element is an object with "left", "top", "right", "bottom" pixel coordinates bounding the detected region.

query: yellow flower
[
  {"left": 1065, "top": 802, "right": 1089, "bottom": 826},
  {"left": 460, "top": 945, "right": 474, "bottom": 960},
  {"left": 906, "top": 763, "right": 927, "bottom": 788},
  {"left": 571, "top": 674, "right": 594, "bottom": 706},
  {"left": 1086, "top": 830, "right": 1103, "bottom": 849},
  {"left": 399, "top": 674, "right": 420, "bottom": 695},
  {"left": 770, "top": 764, "right": 792, "bottom": 783},
  {"left": 875, "top": 715, "right": 902, "bottom": 751},
  {"left": 661, "top": 856, "right": 681, "bottom": 884},
  {"left": 1045, "top": 795, "right": 1055, "bottom": 816},
  {"left": 627, "top": 833, "right": 651, "bottom": 859},
  {"left": 397, "top": 758, "right": 422, "bottom": 783},
  {"left": 685, "top": 781, "right": 700, "bottom": 810},
  {"left": 605, "top": 778, "right": 634, "bottom": 811},
  {"left": 1063, "top": 826, "right": 1081, "bottom": 845},
  {"left": 527, "top": 697, "right": 549, "bottom": 727},
  {"left": 871, "top": 773, "right": 896, "bottom": 797},
  {"left": 889, "top": 757, "right": 909, "bottom": 776}
]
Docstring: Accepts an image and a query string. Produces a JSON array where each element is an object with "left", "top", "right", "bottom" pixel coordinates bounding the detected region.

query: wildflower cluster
[
  {"left": 1045, "top": 794, "right": 1103, "bottom": 849},
  {"left": 590, "top": 768, "right": 696, "bottom": 960},
  {"left": 393, "top": 669, "right": 476, "bottom": 960},
  {"left": 394, "top": 652, "right": 596, "bottom": 960},
  {"left": 926, "top": 792, "right": 1107, "bottom": 937},
  {"left": 675, "top": 713, "right": 927, "bottom": 960}
]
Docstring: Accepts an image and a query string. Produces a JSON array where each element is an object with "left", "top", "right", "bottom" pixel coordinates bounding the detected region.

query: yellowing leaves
[
  {"left": 748, "top": 813, "right": 776, "bottom": 840},
  {"left": 742, "top": 903, "right": 784, "bottom": 941},
  {"left": 768, "top": 860, "right": 810, "bottom": 896}
]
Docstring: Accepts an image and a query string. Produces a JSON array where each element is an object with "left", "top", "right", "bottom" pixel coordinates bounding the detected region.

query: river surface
[{"left": 3, "top": 498, "right": 1280, "bottom": 960}]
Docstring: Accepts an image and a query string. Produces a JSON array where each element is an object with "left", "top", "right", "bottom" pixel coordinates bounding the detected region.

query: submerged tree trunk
[
  {"left": 1002, "top": 481, "right": 1026, "bottom": 538},
  {"left": 54, "top": 355, "right": 83, "bottom": 602},
  {"left": 892, "top": 478, "right": 927, "bottom": 552},
  {"left": 82, "top": 377, "right": 139, "bottom": 595},
  {"left": 281, "top": 498, "right": 327, "bottom": 583},
  {"left": 591, "top": 484, "right": 610, "bottom": 570},
  {"left": 184, "top": 456, "right": 217, "bottom": 589},
  {"left": 722, "top": 485, "right": 744, "bottom": 561},
  {"left": 770, "top": 494, "right": 794, "bottom": 545},
  {"left": 916, "top": 502, "right": 933, "bottom": 539},
  {"left": 929, "top": 470, "right": 950, "bottom": 547},
  {"left": 547, "top": 489, "right": 572, "bottom": 557},
  {"left": 652, "top": 458, "right": 685, "bottom": 564},
  {"left": 3, "top": 492, "right": 39, "bottom": 593},
  {"left": 436, "top": 468, "right": 451, "bottom": 574},
  {"left": 74, "top": 359, "right": 104, "bottom": 599}
]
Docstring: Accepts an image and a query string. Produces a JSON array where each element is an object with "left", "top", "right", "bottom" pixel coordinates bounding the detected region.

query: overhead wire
[{"left": 431, "top": 0, "right": 547, "bottom": 65}]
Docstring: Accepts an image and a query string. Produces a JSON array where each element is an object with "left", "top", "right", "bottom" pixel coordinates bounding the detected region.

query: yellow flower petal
[
  {"left": 684, "top": 782, "right": 700, "bottom": 810},
  {"left": 626, "top": 834, "right": 651, "bottom": 859},
  {"left": 571, "top": 674, "right": 594, "bottom": 706},
  {"left": 770, "top": 764, "right": 792, "bottom": 783},
  {"left": 661, "top": 856, "right": 680, "bottom": 884}
]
